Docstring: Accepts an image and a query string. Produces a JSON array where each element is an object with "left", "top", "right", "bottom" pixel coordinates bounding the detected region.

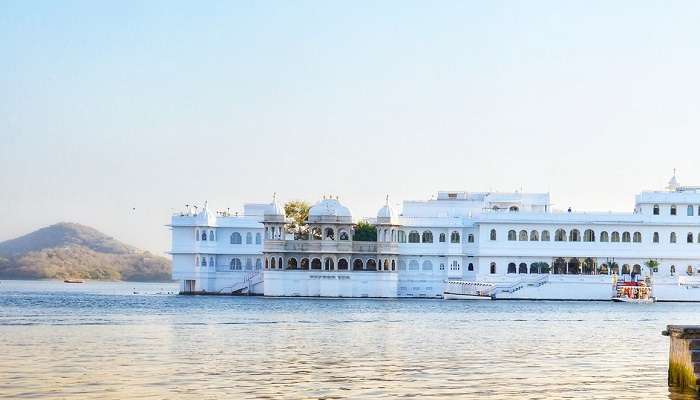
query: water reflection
[{"left": 1, "top": 280, "right": 699, "bottom": 399}]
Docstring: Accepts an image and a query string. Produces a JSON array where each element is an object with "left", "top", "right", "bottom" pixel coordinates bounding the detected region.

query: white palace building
[{"left": 169, "top": 173, "right": 700, "bottom": 301}]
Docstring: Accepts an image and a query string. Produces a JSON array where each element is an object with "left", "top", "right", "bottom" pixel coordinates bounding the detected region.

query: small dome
[
  {"left": 377, "top": 195, "right": 395, "bottom": 219},
  {"left": 667, "top": 171, "right": 680, "bottom": 191},
  {"left": 309, "top": 197, "right": 352, "bottom": 218},
  {"left": 265, "top": 194, "right": 285, "bottom": 217}
]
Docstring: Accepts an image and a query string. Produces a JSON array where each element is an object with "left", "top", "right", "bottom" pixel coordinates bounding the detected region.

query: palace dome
[
  {"left": 309, "top": 198, "right": 352, "bottom": 218},
  {"left": 376, "top": 196, "right": 397, "bottom": 223}
]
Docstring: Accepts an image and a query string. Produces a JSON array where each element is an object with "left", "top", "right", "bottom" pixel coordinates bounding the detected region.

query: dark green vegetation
[
  {"left": 352, "top": 221, "right": 377, "bottom": 241},
  {"left": 0, "top": 223, "right": 171, "bottom": 281}
]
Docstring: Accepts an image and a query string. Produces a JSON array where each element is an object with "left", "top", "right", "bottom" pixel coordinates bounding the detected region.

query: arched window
[
  {"left": 408, "top": 260, "right": 419, "bottom": 271},
  {"left": 507, "top": 263, "right": 517, "bottom": 274},
  {"left": 339, "top": 259, "right": 349, "bottom": 270},
  {"left": 582, "top": 258, "right": 595, "bottom": 275},
  {"left": 195, "top": 256, "right": 199, "bottom": 266},
  {"left": 653, "top": 232, "right": 659, "bottom": 243},
  {"left": 569, "top": 229, "right": 581, "bottom": 242},
  {"left": 529, "top": 263, "right": 539, "bottom": 274},
  {"left": 287, "top": 258, "right": 298, "bottom": 269},
  {"left": 467, "top": 263, "right": 474, "bottom": 271},
  {"left": 230, "top": 232, "right": 242, "bottom": 244},
  {"left": 383, "top": 259, "right": 389, "bottom": 270},
  {"left": 670, "top": 232, "right": 677, "bottom": 243},
  {"left": 600, "top": 231, "right": 609, "bottom": 242},
  {"left": 688, "top": 266, "right": 694, "bottom": 276},
  {"left": 439, "top": 233, "right": 446, "bottom": 243},
  {"left": 255, "top": 258, "right": 262, "bottom": 270},
  {"left": 270, "top": 258, "right": 276, "bottom": 269},
  {"left": 451, "top": 231, "right": 460, "bottom": 243},
  {"left": 688, "top": 232, "right": 694, "bottom": 243},
  {"left": 490, "top": 262, "right": 496, "bottom": 274},
  {"left": 555, "top": 229, "right": 566, "bottom": 242},
  {"left": 583, "top": 229, "right": 595, "bottom": 242},
  {"left": 541, "top": 230, "right": 550, "bottom": 241},
  {"left": 653, "top": 204, "right": 660, "bottom": 215},
  {"left": 622, "top": 232, "right": 631, "bottom": 243},
  {"left": 670, "top": 265, "right": 676, "bottom": 275},
  {"left": 243, "top": 232, "right": 251, "bottom": 244},
  {"left": 209, "top": 257, "right": 214, "bottom": 267},
  {"left": 324, "top": 258, "right": 334, "bottom": 271},
  {"left": 553, "top": 258, "right": 566, "bottom": 274},
  {"left": 245, "top": 258, "right": 253, "bottom": 270},
  {"left": 324, "top": 228, "right": 335, "bottom": 240},
  {"left": 632, "top": 232, "right": 641, "bottom": 243},
  {"left": 422, "top": 231, "right": 433, "bottom": 243},
  {"left": 398, "top": 230, "right": 406, "bottom": 243},
  {"left": 202, "top": 231, "right": 207, "bottom": 241},
  {"left": 209, "top": 230, "right": 215, "bottom": 241},
  {"left": 632, "top": 264, "right": 641, "bottom": 275},
  {"left": 621, "top": 264, "right": 630, "bottom": 274},
  {"left": 671, "top": 205, "right": 677, "bottom": 215},
  {"left": 518, "top": 263, "right": 527, "bottom": 274},
  {"left": 509, "top": 206, "right": 519, "bottom": 212},
  {"left": 408, "top": 231, "right": 420, "bottom": 243},
  {"left": 398, "top": 260, "right": 406, "bottom": 271},
  {"left": 490, "top": 229, "right": 497, "bottom": 241},
  {"left": 353, "top": 259, "right": 364, "bottom": 271},
  {"left": 201, "top": 257, "right": 207, "bottom": 266},
  {"left": 311, "top": 258, "right": 321, "bottom": 270},
  {"left": 255, "top": 233, "right": 261, "bottom": 244},
  {"left": 610, "top": 263, "right": 619, "bottom": 275},
  {"left": 598, "top": 264, "right": 609, "bottom": 275},
  {"left": 530, "top": 231, "right": 539, "bottom": 241},
  {"left": 468, "top": 234, "right": 474, "bottom": 243},
  {"left": 611, "top": 232, "right": 620, "bottom": 242},
  {"left": 230, "top": 258, "right": 242, "bottom": 270},
  {"left": 422, "top": 260, "right": 433, "bottom": 271},
  {"left": 518, "top": 230, "right": 528, "bottom": 241},
  {"left": 568, "top": 258, "right": 581, "bottom": 275},
  {"left": 195, "top": 229, "right": 199, "bottom": 241},
  {"left": 391, "top": 260, "right": 396, "bottom": 271},
  {"left": 688, "top": 205, "right": 694, "bottom": 216},
  {"left": 339, "top": 230, "right": 349, "bottom": 240},
  {"left": 508, "top": 230, "right": 517, "bottom": 241}
]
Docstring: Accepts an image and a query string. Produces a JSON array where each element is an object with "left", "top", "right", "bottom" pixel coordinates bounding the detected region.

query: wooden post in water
[{"left": 662, "top": 325, "right": 700, "bottom": 392}]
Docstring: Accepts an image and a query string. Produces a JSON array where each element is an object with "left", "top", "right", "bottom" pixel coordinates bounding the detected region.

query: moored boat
[{"left": 64, "top": 279, "right": 84, "bottom": 284}]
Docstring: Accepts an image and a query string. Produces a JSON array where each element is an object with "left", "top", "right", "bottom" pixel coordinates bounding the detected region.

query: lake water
[{"left": 0, "top": 280, "right": 699, "bottom": 399}]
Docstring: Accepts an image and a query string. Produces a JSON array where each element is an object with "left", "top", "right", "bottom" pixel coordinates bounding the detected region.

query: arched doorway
[
  {"left": 353, "top": 259, "right": 363, "bottom": 271},
  {"left": 338, "top": 259, "right": 348, "bottom": 270}
]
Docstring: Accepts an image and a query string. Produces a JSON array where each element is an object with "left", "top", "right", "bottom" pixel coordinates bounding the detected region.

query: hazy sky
[{"left": 1, "top": 1, "right": 699, "bottom": 255}]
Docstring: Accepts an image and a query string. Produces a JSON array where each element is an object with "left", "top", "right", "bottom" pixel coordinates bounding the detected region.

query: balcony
[{"left": 263, "top": 240, "right": 400, "bottom": 254}]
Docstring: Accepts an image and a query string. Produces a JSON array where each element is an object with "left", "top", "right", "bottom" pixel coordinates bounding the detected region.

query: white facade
[{"left": 170, "top": 174, "right": 700, "bottom": 301}]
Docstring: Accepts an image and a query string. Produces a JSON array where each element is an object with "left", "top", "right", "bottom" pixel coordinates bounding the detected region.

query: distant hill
[{"left": 0, "top": 223, "right": 171, "bottom": 282}]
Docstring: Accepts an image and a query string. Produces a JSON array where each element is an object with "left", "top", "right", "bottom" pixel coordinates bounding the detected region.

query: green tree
[
  {"left": 644, "top": 259, "right": 659, "bottom": 275},
  {"left": 284, "top": 201, "right": 311, "bottom": 239},
  {"left": 353, "top": 221, "right": 377, "bottom": 242}
]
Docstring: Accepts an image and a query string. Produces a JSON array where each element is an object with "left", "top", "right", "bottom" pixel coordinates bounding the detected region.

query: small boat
[
  {"left": 64, "top": 279, "right": 84, "bottom": 284},
  {"left": 443, "top": 292, "right": 492, "bottom": 300},
  {"left": 612, "top": 279, "right": 654, "bottom": 303},
  {"left": 612, "top": 297, "right": 655, "bottom": 304}
]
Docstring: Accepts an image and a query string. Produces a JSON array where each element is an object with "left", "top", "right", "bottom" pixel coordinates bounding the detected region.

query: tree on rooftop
[
  {"left": 353, "top": 221, "right": 376, "bottom": 242},
  {"left": 284, "top": 201, "right": 310, "bottom": 239}
]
